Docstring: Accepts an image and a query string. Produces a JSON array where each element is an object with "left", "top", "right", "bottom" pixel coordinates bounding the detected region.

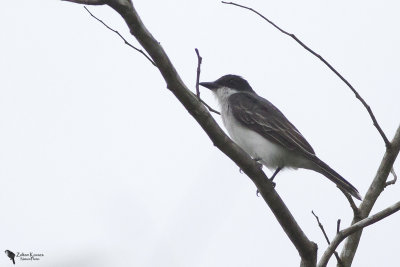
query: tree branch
[
  {"left": 385, "top": 168, "right": 397, "bottom": 187},
  {"left": 82, "top": 8, "right": 221, "bottom": 115},
  {"left": 194, "top": 48, "right": 221, "bottom": 115},
  {"left": 83, "top": 6, "right": 156, "bottom": 66},
  {"left": 318, "top": 200, "right": 400, "bottom": 267},
  {"left": 198, "top": 98, "right": 221, "bottom": 115},
  {"left": 195, "top": 48, "right": 202, "bottom": 98},
  {"left": 336, "top": 219, "right": 341, "bottom": 234},
  {"left": 311, "top": 211, "right": 342, "bottom": 266},
  {"left": 221, "top": 1, "right": 390, "bottom": 148},
  {"left": 63, "top": 0, "right": 317, "bottom": 265},
  {"left": 337, "top": 125, "right": 400, "bottom": 266}
]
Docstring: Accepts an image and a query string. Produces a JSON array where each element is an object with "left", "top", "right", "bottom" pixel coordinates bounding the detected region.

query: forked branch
[
  {"left": 339, "top": 125, "right": 400, "bottom": 266},
  {"left": 311, "top": 211, "right": 342, "bottom": 266},
  {"left": 385, "top": 168, "right": 397, "bottom": 187},
  {"left": 318, "top": 200, "right": 400, "bottom": 267}
]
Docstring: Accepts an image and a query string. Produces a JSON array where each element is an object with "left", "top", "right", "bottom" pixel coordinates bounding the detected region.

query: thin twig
[
  {"left": 83, "top": 6, "right": 156, "bottom": 66},
  {"left": 311, "top": 211, "right": 330, "bottom": 245},
  {"left": 311, "top": 211, "right": 343, "bottom": 266},
  {"left": 194, "top": 49, "right": 221, "bottom": 115},
  {"left": 221, "top": 1, "right": 390, "bottom": 148},
  {"left": 195, "top": 48, "right": 202, "bottom": 98},
  {"left": 336, "top": 219, "right": 341, "bottom": 234},
  {"left": 200, "top": 99, "right": 221, "bottom": 115},
  {"left": 385, "top": 168, "right": 397, "bottom": 187}
]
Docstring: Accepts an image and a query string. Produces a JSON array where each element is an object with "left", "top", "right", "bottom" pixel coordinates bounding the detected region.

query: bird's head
[{"left": 199, "top": 74, "right": 254, "bottom": 94}]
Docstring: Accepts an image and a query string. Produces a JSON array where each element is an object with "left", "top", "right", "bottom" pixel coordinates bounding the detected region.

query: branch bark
[
  {"left": 336, "top": 125, "right": 400, "bottom": 266},
  {"left": 318, "top": 200, "right": 400, "bottom": 267},
  {"left": 62, "top": 0, "right": 317, "bottom": 265},
  {"left": 385, "top": 168, "right": 397, "bottom": 187}
]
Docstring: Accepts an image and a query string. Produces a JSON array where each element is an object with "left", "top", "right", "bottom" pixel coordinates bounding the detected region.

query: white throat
[
  {"left": 213, "top": 87, "right": 238, "bottom": 107},
  {"left": 212, "top": 87, "right": 239, "bottom": 135}
]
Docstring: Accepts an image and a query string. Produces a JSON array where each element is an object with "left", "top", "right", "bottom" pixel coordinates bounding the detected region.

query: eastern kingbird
[
  {"left": 200, "top": 74, "right": 361, "bottom": 200},
  {"left": 5, "top": 250, "right": 15, "bottom": 265}
]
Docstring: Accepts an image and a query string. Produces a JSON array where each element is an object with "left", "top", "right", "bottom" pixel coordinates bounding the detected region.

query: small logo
[
  {"left": 4, "top": 250, "right": 45, "bottom": 264},
  {"left": 4, "top": 250, "right": 15, "bottom": 265}
]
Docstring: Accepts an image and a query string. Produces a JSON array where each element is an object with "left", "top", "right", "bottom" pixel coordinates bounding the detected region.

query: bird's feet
[
  {"left": 269, "top": 167, "right": 282, "bottom": 182},
  {"left": 256, "top": 181, "right": 276, "bottom": 196},
  {"left": 239, "top": 157, "right": 263, "bottom": 173},
  {"left": 256, "top": 167, "right": 282, "bottom": 197}
]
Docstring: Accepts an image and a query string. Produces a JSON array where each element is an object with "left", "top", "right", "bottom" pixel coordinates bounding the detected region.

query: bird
[
  {"left": 199, "top": 74, "right": 361, "bottom": 200},
  {"left": 5, "top": 250, "right": 15, "bottom": 265}
]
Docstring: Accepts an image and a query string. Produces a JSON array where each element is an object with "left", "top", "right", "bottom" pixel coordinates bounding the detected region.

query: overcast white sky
[{"left": 0, "top": 1, "right": 399, "bottom": 266}]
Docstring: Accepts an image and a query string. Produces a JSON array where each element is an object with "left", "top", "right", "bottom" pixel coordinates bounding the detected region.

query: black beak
[{"left": 199, "top": 81, "right": 219, "bottom": 90}]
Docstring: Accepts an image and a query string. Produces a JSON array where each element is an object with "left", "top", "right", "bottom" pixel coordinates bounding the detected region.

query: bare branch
[
  {"left": 83, "top": 7, "right": 156, "bottom": 66},
  {"left": 221, "top": 1, "right": 390, "bottom": 148},
  {"left": 385, "top": 168, "right": 397, "bottom": 187},
  {"left": 64, "top": 1, "right": 317, "bottom": 265},
  {"left": 195, "top": 48, "right": 202, "bottom": 98},
  {"left": 199, "top": 98, "right": 221, "bottom": 115},
  {"left": 319, "top": 200, "right": 400, "bottom": 267},
  {"left": 336, "top": 219, "right": 341, "bottom": 234},
  {"left": 338, "top": 125, "right": 400, "bottom": 266},
  {"left": 312, "top": 211, "right": 343, "bottom": 266},
  {"left": 311, "top": 211, "right": 330, "bottom": 246},
  {"left": 194, "top": 49, "right": 221, "bottom": 115}
]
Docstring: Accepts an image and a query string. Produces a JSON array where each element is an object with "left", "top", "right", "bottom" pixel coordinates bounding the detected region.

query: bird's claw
[
  {"left": 239, "top": 158, "right": 263, "bottom": 173},
  {"left": 269, "top": 179, "right": 276, "bottom": 188},
  {"left": 256, "top": 180, "right": 276, "bottom": 197}
]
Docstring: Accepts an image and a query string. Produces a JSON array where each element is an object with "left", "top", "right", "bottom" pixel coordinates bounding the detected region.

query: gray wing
[{"left": 228, "top": 92, "right": 315, "bottom": 155}]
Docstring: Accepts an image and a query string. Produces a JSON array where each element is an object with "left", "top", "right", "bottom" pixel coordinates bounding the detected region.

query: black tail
[
  {"left": 12, "top": 258, "right": 15, "bottom": 265},
  {"left": 310, "top": 157, "right": 362, "bottom": 200}
]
